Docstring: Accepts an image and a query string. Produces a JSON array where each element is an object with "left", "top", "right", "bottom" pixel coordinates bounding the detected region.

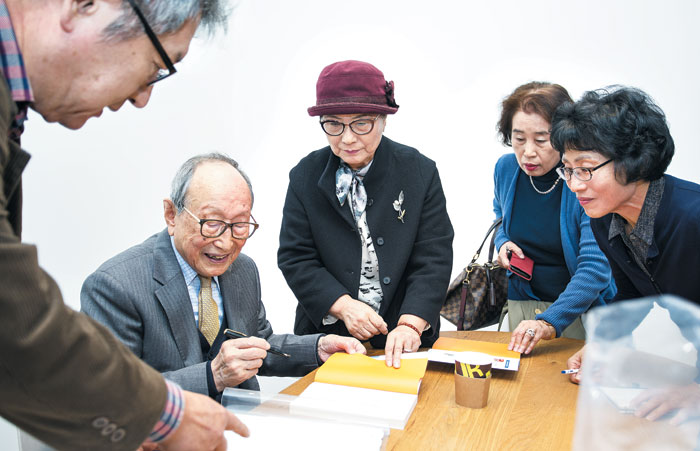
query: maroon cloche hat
[{"left": 307, "top": 60, "right": 399, "bottom": 116}]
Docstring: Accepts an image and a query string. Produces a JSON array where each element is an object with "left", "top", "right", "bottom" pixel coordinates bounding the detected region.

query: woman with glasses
[
  {"left": 552, "top": 86, "right": 700, "bottom": 307},
  {"left": 555, "top": 90, "right": 700, "bottom": 421},
  {"left": 277, "top": 60, "right": 454, "bottom": 368},
  {"left": 493, "top": 82, "right": 616, "bottom": 355}
]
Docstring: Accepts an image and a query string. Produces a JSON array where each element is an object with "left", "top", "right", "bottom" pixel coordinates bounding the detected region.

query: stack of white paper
[
  {"left": 225, "top": 412, "right": 388, "bottom": 451},
  {"left": 290, "top": 381, "right": 418, "bottom": 430}
]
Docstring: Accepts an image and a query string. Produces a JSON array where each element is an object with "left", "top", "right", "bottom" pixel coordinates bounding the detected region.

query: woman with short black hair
[
  {"left": 551, "top": 86, "right": 700, "bottom": 303},
  {"left": 556, "top": 88, "right": 700, "bottom": 414}
]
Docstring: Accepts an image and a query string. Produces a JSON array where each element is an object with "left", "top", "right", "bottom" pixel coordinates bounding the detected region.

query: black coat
[{"left": 278, "top": 136, "right": 454, "bottom": 348}]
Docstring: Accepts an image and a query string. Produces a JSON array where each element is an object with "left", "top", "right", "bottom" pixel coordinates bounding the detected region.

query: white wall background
[
  {"left": 19, "top": 0, "right": 700, "bottom": 337},
  {"left": 3, "top": 1, "right": 700, "bottom": 448}
]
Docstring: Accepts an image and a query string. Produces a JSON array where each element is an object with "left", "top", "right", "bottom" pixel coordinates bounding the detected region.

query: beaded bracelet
[{"left": 397, "top": 322, "right": 422, "bottom": 337}]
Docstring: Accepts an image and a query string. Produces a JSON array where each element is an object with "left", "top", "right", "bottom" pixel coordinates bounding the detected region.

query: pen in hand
[
  {"left": 224, "top": 328, "right": 291, "bottom": 358},
  {"left": 561, "top": 368, "right": 580, "bottom": 374}
]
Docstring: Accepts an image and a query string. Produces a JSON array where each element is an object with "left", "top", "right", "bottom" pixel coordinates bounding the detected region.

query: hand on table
[
  {"left": 497, "top": 241, "right": 523, "bottom": 269},
  {"left": 211, "top": 337, "right": 270, "bottom": 391},
  {"left": 566, "top": 345, "right": 584, "bottom": 384},
  {"left": 330, "top": 294, "right": 388, "bottom": 341},
  {"left": 141, "top": 390, "right": 249, "bottom": 451},
  {"left": 508, "top": 319, "right": 555, "bottom": 354},
  {"left": 384, "top": 315, "right": 426, "bottom": 368},
  {"left": 632, "top": 383, "right": 700, "bottom": 425},
  {"left": 317, "top": 334, "right": 366, "bottom": 362}
]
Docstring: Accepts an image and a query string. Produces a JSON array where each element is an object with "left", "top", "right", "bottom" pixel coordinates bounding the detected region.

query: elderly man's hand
[
  {"left": 141, "top": 390, "right": 249, "bottom": 451},
  {"left": 329, "top": 294, "right": 388, "bottom": 341},
  {"left": 211, "top": 337, "right": 270, "bottom": 391},
  {"left": 317, "top": 334, "right": 366, "bottom": 362}
]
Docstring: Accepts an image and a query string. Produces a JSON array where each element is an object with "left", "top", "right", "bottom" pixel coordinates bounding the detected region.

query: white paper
[
  {"left": 371, "top": 351, "right": 431, "bottom": 360},
  {"left": 427, "top": 348, "right": 520, "bottom": 371},
  {"left": 598, "top": 387, "right": 645, "bottom": 413},
  {"left": 290, "top": 381, "right": 418, "bottom": 430},
  {"left": 225, "top": 413, "right": 388, "bottom": 450}
]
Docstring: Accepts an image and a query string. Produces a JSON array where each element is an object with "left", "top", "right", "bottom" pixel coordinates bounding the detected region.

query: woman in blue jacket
[{"left": 493, "top": 82, "right": 616, "bottom": 355}]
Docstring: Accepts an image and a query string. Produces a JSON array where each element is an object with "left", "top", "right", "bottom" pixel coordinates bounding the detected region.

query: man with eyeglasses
[
  {"left": 0, "top": 1, "right": 253, "bottom": 450},
  {"left": 81, "top": 154, "right": 365, "bottom": 402}
]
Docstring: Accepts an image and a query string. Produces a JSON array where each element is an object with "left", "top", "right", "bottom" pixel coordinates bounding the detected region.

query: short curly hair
[
  {"left": 550, "top": 86, "right": 674, "bottom": 184},
  {"left": 497, "top": 82, "right": 573, "bottom": 147}
]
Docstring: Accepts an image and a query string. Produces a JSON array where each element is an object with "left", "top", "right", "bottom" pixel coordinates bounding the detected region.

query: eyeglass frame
[
  {"left": 556, "top": 159, "right": 613, "bottom": 182},
  {"left": 125, "top": 0, "right": 177, "bottom": 85},
  {"left": 319, "top": 115, "right": 381, "bottom": 136},
  {"left": 183, "top": 207, "right": 259, "bottom": 240}
]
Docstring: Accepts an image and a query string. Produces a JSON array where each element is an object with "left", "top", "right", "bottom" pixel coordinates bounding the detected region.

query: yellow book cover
[
  {"left": 314, "top": 353, "right": 428, "bottom": 395},
  {"left": 291, "top": 354, "right": 428, "bottom": 429}
]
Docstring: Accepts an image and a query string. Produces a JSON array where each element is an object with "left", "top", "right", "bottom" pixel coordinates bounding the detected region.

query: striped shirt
[
  {"left": 148, "top": 380, "right": 185, "bottom": 443},
  {"left": 0, "top": 0, "right": 32, "bottom": 141}
]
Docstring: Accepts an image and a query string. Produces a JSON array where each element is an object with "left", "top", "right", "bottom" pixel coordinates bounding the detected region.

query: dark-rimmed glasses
[
  {"left": 183, "top": 207, "right": 259, "bottom": 240},
  {"left": 556, "top": 159, "right": 613, "bottom": 182},
  {"left": 320, "top": 115, "right": 380, "bottom": 136},
  {"left": 125, "top": 0, "right": 177, "bottom": 85}
]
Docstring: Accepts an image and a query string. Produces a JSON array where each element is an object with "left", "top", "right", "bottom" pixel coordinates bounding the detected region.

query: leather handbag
[{"left": 441, "top": 219, "right": 508, "bottom": 330}]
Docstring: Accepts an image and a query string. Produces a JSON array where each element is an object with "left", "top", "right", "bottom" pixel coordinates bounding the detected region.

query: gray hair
[
  {"left": 170, "top": 152, "right": 254, "bottom": 213},
  {"left": 104, "top": 0, "right": 232, "bottom": 41}
]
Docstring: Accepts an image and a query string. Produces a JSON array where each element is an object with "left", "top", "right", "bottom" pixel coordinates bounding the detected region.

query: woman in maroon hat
[{"left": 278, "top": 60, "right": 454, "bottom": 367}]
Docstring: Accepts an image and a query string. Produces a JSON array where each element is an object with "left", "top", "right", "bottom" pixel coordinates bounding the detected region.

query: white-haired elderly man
[
  {"left": 82, "top": 153, "right": 365, "bottom": 401},
  {"left": 0, "top": 1, "right": 249, "bottom": 450}
]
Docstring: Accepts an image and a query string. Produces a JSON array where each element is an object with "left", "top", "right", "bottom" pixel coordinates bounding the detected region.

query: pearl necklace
[{"left": 529, "top": 175, "right": 560, "bottom": 195}]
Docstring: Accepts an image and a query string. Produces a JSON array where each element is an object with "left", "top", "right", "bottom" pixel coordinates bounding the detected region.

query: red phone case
[{"left": 509, "top": 253, "right": 534, "bottom": 281}]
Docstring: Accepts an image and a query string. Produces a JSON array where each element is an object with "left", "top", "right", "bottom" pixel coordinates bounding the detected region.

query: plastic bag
[{"left": 573, "top": 295, "right": 700, "bottom": 450}]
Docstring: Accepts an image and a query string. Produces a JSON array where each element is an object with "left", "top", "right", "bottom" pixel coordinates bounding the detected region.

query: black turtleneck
[{"left": 508, "top": 166, "right": 569, "bottom": 302}]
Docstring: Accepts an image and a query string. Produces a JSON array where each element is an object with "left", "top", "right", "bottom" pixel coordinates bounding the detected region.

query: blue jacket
[
  {"left": 591, "top": 174, "right": 700, "bottom": 304},
  {"left": 492, "top": 154, "right": 616, "bottom": 335}
]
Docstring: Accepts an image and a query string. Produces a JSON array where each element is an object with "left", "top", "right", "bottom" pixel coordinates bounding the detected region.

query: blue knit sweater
[{"left": 492, "top": 154, "right": 616, "bottom": 336}]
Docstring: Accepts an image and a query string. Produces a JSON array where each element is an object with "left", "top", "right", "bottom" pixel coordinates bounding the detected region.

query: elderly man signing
[{"left": 82, "top": 153, "right": 365, "bottom": 398}]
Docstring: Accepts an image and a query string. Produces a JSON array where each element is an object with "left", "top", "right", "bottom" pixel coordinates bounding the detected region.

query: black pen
[{"left": 223, "top": 328, "right": 291, "bottom": 358}]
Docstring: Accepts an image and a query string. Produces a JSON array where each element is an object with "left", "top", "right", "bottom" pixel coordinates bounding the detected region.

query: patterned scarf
[
  {"left": 336, "top": 162, "right": 369, "bottom": 222},
  {"left": 324, "top": 161, "right": 384, "bottom": 325}
]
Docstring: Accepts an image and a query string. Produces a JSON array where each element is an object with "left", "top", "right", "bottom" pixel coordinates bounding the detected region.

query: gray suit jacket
[{"left": 81, "top": 229, "right": 321, "bottom": 395}]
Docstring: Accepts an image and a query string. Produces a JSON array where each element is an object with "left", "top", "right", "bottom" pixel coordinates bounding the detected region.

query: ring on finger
[{"left": 526, "top": 328, "right": 535, "bottom": 338}]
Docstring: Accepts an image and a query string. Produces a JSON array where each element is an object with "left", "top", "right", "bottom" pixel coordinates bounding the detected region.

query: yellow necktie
[{"left": 198, "top": 276, "right": 219, "bottom": 345}]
